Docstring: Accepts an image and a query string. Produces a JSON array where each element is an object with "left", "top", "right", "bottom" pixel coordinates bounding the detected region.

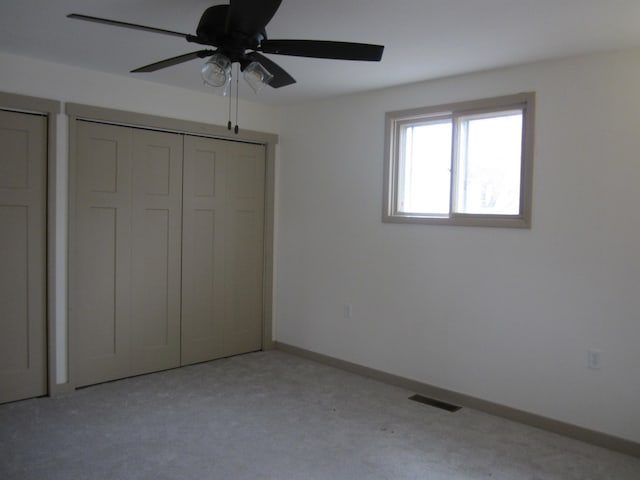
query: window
[{"left": 384, "top": 93, "right": 534, "bottom": 227}]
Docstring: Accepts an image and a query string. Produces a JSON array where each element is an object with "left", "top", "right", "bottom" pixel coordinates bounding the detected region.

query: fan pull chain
[
  {"left": 227, "top": 77, "right": 233, "bottom": 131},
  {"left": 234, "top": 64, "right": 240, "bottom": 134}
]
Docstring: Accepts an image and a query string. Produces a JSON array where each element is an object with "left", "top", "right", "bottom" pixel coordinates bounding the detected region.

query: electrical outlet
[
  {"left": 588, "top": 349, "right": 602, "bottom": 370},
  {"left": 343, "top": 304, "right": 352, "bottom": 319}
]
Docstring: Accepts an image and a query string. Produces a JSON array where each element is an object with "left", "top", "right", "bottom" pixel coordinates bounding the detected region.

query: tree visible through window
[{"left": 384, "top": 93, "right": 534, "bottom": 228}]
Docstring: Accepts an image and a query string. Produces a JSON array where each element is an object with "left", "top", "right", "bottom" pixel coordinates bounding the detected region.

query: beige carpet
[{"left": 1, "top": 350, "right": 638, "bottom": 479}]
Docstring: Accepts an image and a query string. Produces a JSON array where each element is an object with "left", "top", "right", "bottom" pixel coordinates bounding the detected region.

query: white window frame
[{"left": 383, "top": 93, "right": 535, "bottom": 228}]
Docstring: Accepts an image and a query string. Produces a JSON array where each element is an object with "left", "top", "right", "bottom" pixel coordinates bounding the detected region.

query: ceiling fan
[{"left": 67, "top": 0, "right": 384, "bottom": 95}]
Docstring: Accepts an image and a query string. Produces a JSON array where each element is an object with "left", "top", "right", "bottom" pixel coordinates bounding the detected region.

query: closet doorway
[{"left": 69, "top": 106, "right": 273, "bottom": 388}]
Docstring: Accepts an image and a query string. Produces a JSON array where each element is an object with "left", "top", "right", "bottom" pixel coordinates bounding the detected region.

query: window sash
[
  {"left": 397, "top": 117, "right": 452, "bottom": 216},
  {"left": 451, "top": 109, "right": 524, "bottom": 216}
]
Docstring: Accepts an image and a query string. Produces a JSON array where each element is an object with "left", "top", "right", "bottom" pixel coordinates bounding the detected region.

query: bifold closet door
[
  {"left": 223, "top": 140, "right": 265, "bottom": 356},
  {"left": 75, "top": 122, "right": 132, "bottom": 386},
  {"left": 129, "top": 129, "right": 183, "bottom": 376},
  {"left": 74, "top": 121, "right": 183, "bottom": 386},
  {"left": 181, "top": 136, "right": 265, "bottom": 365},
  {"left": 0, "top": 110, "right": 47, "bottom": 403}
]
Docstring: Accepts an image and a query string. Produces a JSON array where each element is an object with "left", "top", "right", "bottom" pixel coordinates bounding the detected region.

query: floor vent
[{"left": 409, "top": 394, "right": 461, "bottom": 412}]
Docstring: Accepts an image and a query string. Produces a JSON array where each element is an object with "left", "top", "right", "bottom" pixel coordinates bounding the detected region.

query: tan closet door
[
  {"left": 223, "top": 141, "right": 265, "bottom": 356},
  {"left": 130, "top": 129, "right": 183, "bottom": 376},
  {"left": 0, "top": 110, "right": 47, "bottom": 404},
  {"left": 74, "top": 122, "right": 183, "bottom": 386},
  {"left": 74, "top": 122, "right": 133, "bottom": 386},
  {"left": 181, "top": 136, "right": 226, "bottom": 364},
  {"left": 181, "top": 137, "right": 264, "bottom": 365}
]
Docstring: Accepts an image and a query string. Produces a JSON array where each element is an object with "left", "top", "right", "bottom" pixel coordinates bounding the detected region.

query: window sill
[{"left": 382, "top": 213, "right": 531, "bottom": 228}]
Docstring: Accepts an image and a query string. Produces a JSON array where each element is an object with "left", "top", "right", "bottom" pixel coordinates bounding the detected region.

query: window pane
[
  {"left": 399, "top": 121, "right": 452, "bottom": 215},
  {"left": 455, "top": 112, "right": 522, "bottom": 215}
]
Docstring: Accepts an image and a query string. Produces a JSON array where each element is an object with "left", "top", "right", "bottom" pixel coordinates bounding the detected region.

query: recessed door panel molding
[
  {"left": 0, "top": 127, "right": 29, "bottom": 189},
  {"left": 0, "top": 109, "right": 47, "bottom": 404},
  {"left": 79, "top": 206, "right": 118, "bottom": 357},
  {"left": 87, "top": 138, "right": 118, "bottom": 193},
  {"left": 193, "top": 149, "right": 217, "bottom": 197},
  {"left": 0, "top": 206, "right": 30, "bottom": 368}
]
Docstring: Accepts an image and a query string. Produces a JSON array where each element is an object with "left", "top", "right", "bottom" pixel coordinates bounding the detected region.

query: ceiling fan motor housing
[{"left": 197, "top": 4, "right": 265, "bottom": 56}]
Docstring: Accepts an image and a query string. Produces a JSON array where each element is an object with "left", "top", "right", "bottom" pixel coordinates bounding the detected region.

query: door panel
[
  {"left": 181, "top": 136, "right": 226, "bottom": 365},
  {"left": 74, "top": 122, "right": 132, "bottom": 386},
  {"left": 0, "top": 110, "right": 47, "bottom": 404},
  {"left": 81, "top": 206, "right": 118, "bottom": 357},
  {"left": 75, "top": 123, "right": 184, "bottom": 385},
  {"left": 223, "top": 142, "right": 265, "bottom": 356},
  {"left": 181, "top": 137, "right": 265, "bottom": 364},
  {"left": 130, "top": 129, "right": 182, "bottom": 375}
]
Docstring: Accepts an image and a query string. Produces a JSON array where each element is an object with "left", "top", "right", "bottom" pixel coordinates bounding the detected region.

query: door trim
[
  {"left": 0, "top": 91, "right": 61, "bottom": 396},
  {"left": 66, "top": 102, "right": 277, "bottom": 389}
]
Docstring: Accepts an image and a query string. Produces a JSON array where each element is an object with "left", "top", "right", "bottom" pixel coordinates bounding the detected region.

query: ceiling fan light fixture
[
  {"left": 243, "top": 61, "right": 274, "bottom": 94},
  {"left": 201, "top": 53, "right": 232, "bottom": 93}
]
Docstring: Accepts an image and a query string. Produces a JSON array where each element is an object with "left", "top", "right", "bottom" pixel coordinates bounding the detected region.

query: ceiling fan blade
[
  {"left": 246, "top": 52, "right": 295, "bottom": 88},
  {"left": 67, "top": 13, "right": 191, "bottom": 39},
  {"left": 229, "top": 0, "right": 282, "bottom": 34},
  {"left": 131, "top": 50, "right": 215, "bottom": 73},
  {"left": 260, "top": 40, "right": 384, "bottom": 61}
]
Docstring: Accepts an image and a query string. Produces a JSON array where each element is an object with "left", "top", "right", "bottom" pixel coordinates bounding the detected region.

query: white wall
[
  {"left": 275, "top": 48, "right": 640, "bottom": 443},
  {"left": 0, "top": 52, "right": 280, "bottom": 133},
  {"left": 0, "top": 51, "right": 281, "bottom": 386}
]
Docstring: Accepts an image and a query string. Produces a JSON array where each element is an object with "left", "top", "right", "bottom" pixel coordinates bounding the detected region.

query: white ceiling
[{"left": 1, "top": 0, "right": 640, "bottom": 105}]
